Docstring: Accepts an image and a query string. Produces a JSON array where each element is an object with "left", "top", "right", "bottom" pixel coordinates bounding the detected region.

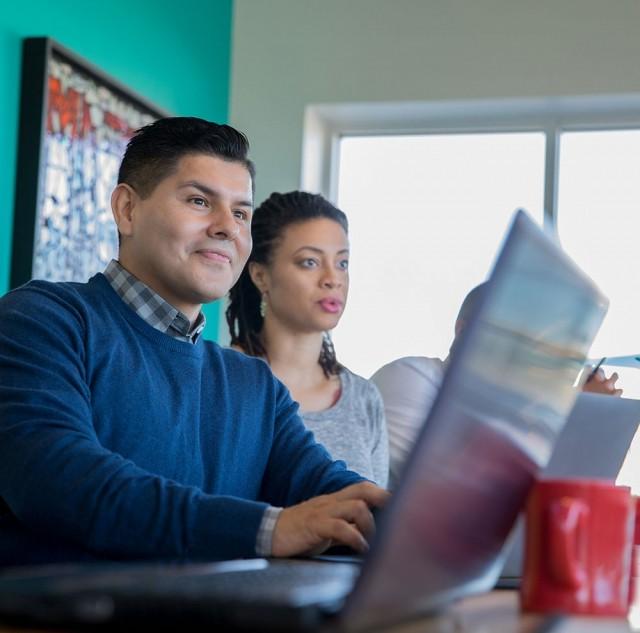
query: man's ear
[
  {"left": 248, "top": 261, "right": 269, "bottom": 293},
  {"left": 111, "top": 183, "right": 138, "bottom": 238}
]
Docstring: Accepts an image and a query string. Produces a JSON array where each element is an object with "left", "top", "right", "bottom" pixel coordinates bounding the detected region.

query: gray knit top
[{"left": 301, "top": 368, "right": 389, "bottom": 488}]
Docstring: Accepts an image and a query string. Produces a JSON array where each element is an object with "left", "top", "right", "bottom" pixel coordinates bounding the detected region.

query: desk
[
  {"left": 375, "top": 591, "right": 636, "bottom": 633},
  {"left": 0, "top": 591, "right": 635, "bottom": 633},
  {"left": 386, "top": 591, "right": 636, "bottom": 633}
]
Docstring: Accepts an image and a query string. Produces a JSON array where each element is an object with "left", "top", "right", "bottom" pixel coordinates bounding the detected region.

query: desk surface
[
  {"left": 388, "top": 591, "right": 637, "bottom": 633},
  {"left": 0, "top": 591, "right": 635, "bottom": 633}
]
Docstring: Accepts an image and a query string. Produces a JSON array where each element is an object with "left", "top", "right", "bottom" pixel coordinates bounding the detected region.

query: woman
[{"left": 226, "top": 191, "right": 388, "bottom": 487}]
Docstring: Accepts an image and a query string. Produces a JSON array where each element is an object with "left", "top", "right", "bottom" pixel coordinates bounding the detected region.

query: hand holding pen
[
  {"left": 585, "top": 357, "right": 606, "bottom": 383},
  {"left": 583, "top": 357, "right": 623, "bottom": 396}
]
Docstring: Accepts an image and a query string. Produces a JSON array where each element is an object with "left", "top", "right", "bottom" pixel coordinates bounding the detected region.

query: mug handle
[{"left": 547, "top": 497, "right": 589, "bottom": 589}]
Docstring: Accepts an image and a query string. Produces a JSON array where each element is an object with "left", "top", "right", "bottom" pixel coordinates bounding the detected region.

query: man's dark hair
[
  {"left": 118, "top": 117, "right": 255, "bottom": 198},
  {"left": 226, "top": 191, "right": 348, "bottom": 377}
]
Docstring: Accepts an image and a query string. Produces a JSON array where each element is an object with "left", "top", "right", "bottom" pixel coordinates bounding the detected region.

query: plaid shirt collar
[{"left": 103, "top": 260, "right": 206, "bottom": 344}]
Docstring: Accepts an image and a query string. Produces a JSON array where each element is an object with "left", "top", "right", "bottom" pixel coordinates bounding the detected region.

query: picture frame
[{"left": 10, "top": 37, "right": 170, "bottom": 288}]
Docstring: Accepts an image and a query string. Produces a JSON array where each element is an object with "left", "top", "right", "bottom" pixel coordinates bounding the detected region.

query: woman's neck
[
  {"left": 260, "top": 319, "right": 324, "bottom": 386},
  {"left": 258, "top": 319, "right": 340, "bottom": 412}
]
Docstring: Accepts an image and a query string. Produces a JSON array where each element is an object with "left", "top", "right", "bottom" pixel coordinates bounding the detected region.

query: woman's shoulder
[
  {"left": 338, "top": 365, "right": 368, "bottom": 386},
  {"left": 338, "top": 367, "right": 384, "bottom": 403}
]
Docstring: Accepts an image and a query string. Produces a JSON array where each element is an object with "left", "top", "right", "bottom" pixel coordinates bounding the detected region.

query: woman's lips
[{"left": 319, "top": 298, "right": 343, "bottom": 314}]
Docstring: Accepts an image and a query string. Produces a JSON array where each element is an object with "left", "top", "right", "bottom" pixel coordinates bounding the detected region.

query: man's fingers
[
  {"left": 321, "top": 518, "right": 369, "bottom": 553},
  {"left": 332, "top": 499, "right": 376, "bottom": 540},
  {"left": 271, "top": 482, "right": 389, "bottom": 558},
  {"left": 333, "top": 481, "right": 390, "bottom": 507},
  {"left": 307, "top": 499, "right": 376, "bottom": 552}
]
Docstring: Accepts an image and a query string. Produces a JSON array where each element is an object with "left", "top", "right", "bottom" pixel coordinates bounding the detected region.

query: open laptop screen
[{"left": 343, "top": 210, "right": 609, "bottom": 630}]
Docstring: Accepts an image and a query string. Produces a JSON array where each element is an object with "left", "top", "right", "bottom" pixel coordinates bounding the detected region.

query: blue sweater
[{"left": 0, "top": 275, "right": 363, "bottom": 564}]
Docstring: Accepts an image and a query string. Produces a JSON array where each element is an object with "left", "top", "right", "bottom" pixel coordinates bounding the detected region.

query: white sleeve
[{"left": 371, "top": 357, "right": 444, "bottom": 489}]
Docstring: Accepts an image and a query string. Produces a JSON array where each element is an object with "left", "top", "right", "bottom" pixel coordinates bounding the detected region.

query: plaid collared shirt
[{"left": 103, "top": 260, "right": 206, "bottom": 343}]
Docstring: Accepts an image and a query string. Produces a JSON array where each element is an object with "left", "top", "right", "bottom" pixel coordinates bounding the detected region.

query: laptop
[
  {"left": 0, "top": 210, "right": 609, "bottom": 632},
  {"left": 498, "top": 392, "right": 640, "bottom": 587}
]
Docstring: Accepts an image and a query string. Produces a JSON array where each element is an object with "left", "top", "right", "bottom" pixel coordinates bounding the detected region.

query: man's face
[{"left": 116, "top": 154, "right": 253, "bottom": 319}]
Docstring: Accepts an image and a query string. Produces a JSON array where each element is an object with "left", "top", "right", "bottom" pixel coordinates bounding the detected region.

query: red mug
[
  {"left": 629, "top": 496, "right": 640, "bottom": 607},
  {"left": 520, "top": 478, "right": 635, "bottom": 617}
]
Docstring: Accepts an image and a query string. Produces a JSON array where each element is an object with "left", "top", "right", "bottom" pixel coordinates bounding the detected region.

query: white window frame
[{"left": 301, "top": 93, "right": 640, "bottom": 233}]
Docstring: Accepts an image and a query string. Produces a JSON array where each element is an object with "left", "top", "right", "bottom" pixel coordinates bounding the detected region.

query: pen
[{"left": 586, "top": 357, "right": 606, "bottom": 383}]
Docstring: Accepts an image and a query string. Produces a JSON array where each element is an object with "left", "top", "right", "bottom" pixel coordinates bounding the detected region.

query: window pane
[
  {"left": 557, "top": 130, "right": 640, "bottom": 397},
  {"left": 335, "top": 133, "right": 545, "bottom": 378},
  {"left": 556, "top": 129, "right": 640, "bottom": 493}
]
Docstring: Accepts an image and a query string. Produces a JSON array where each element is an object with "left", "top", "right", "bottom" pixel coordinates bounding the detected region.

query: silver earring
[
  {"left": 322, "top": 331, "right": 335, "bottom": 353},
  {"left": 259, "top": 294, "right": 267, "bottom": 318}
]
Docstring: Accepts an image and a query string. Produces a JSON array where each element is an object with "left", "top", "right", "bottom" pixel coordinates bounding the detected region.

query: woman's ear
[
  {"left": 111, "top": 183, "right": 138, "bottom": 238},
  {"left": 248, "top": 262, "right": 269, "bottom": 293}
]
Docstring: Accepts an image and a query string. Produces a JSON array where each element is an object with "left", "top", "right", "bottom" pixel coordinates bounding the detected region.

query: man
[
  {"left": 372, "top": 283, "right": 622, "bottom": 489},
  {"left": 0, "top": 117, "right": 387, "bottom": 565}
]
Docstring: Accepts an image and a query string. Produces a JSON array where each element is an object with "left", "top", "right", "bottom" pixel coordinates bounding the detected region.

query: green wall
[{"left": 0, "top": 0, "right": 233, "bottom": 338}]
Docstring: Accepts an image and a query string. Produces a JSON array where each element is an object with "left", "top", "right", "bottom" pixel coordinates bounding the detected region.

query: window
[
  {"left": 557, "top": 130, "right": 640, "bottom": 396},
  {"left": 303, "top": 95, "right": 640, "bottom": 491},
  {"left": 556, "top": 130, "right": 640, "bottom": 491},
  {"left": 335, "top": 132, "right": 545, "bottom": 377}
]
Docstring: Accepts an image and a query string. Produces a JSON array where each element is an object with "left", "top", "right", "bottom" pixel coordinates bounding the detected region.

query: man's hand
[
  {"left": 583, "top": 369, "right": 623, "bottom": 396},
  {"left": 271, "top": 482, "right": 390, "bottom": 558}
]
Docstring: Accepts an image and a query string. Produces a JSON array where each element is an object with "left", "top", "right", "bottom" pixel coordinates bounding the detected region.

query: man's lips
[
  {"left": 318, "top": 298, "right": 343, "bottom": 313},
  {"left": 196, "top": 249, "right": 231, "bottom": 264}
]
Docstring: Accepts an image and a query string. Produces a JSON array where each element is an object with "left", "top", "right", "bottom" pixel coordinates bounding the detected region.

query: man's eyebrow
[{"left": 179, "top": 181, "right": 253, "bottom": 208}]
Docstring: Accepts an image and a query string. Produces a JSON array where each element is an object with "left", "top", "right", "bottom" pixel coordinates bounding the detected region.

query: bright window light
[
  {"left": 555, "top": 129, "right": 640, "bottom": 492},
  {"left": 557, "top": 130, "right": 640, "bottom": 396},
  {"left": 334, "top": 133, "right": 545, "bottom": 379}
]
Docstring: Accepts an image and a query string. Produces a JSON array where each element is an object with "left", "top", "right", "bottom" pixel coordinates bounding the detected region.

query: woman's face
[{"left": 252, "top": 217, "right": 349, "bottom": 334}]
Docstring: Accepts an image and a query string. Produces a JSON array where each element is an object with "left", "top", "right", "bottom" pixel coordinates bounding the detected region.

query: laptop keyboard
[
  {"left": 146, "top": 560, "right": 357, "bottom": 602},
  {"left": 0, "top": 560, "right": 360, "bottom": 628},
  {"left": 20, "top": 559, "right": 360, "bottom": 607}
]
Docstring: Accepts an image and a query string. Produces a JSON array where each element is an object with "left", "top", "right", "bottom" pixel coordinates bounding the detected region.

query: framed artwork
[{"left": 10, "top": 37, "right": 170, "bottom": 287}]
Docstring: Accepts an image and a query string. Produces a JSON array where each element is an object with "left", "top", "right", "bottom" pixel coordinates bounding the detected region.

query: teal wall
[{"left": 0, "top": 0, "right": 233, "bottom": 338}]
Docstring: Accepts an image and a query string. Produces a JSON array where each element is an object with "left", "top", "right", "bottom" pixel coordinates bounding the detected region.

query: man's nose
[{"left": 207, "top": 207, "right": 239, "bottom": 240}]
